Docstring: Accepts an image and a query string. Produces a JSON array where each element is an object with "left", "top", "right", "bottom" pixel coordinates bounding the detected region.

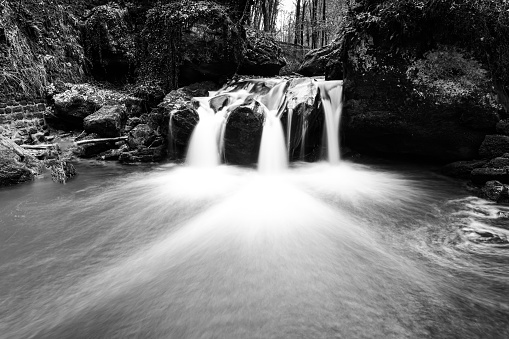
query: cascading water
[
  {"left": 317, "top": 80, "right": 343, "bottom": 164},
  {"left": 185, "top": 99, "right": 222, "bottom": 168},
  {"left": 258, "top": 110, "right": 288, "bottom": 174},
  {"left": 180, "top": 77, "right": 343, "bottom": 169}
]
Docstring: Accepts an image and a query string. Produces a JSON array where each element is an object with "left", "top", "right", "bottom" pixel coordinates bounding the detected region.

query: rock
[
  {"left": 298, "top": 38, "right": 343, "bottom": 79},
  {"left": 463, "top": 226, "right": 508, "bottom": 244},
  {"left": 83, "top": 3, "right": 136, "bottom": 83},
  {"left": 471, "top": 167, "right": 509, "bottom": 185},
  {"left": 224, "top": 100, "right": 265, "bottom": 165},
  {"left": 239, "top": 28, "right": 286, "bottom": 76},
  {"left": 480, "top": 181, "right": 509, "bottom": 203},
  {"left": 0, "top": 136, "right": 42, "bottom": 186},
  {"left": 127, "top": 124, "right": 157, "bottom": 149},
  {"left": 442, "top": 160, "right": 488, "bottom": 179},
  {"left": 84, "top": 105, "right": 126, "bottom": 137},
  {"left": 158, "top": 84, "right": 217, "bottom": 159},
  {"left": 119, "top": 146, "right": 165, "bottom": 163},
  {"left": 52, "top": 84, "right": 140, "bottom": 128},
  {"left": 487, "top": 155, "right": 509, "bottom": 168},
  {"left": 141, "top": 1, "right": 243, "bottom": 91},
  {"left": 479, "top": 135, "right": 509, "bottom": 159},
  {"left": 97, "top": 148, "right": 123, "bottom": 161},
  {"left": 279, "top": 77, "right": 323, "bottom": 161},
  {"left": 496, "top": 119, "right": 509, "bottom": 135}
]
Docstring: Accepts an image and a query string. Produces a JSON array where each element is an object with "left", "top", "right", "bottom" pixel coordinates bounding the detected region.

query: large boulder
[
  {"left": 298, "top": 38, "right": 343, "bottom": 79},
  {"left": 83, "top": 105, "right": 126, "bottom": 137},
  {"left": 239, "top": 28, "right": 286, "bottom": 76},
  {"left": 82, "top": 3, "right": 136, "bottom": 83},
  {"left": 0, "top": 136, "right": 41, "bottom": 186},
  {"left": 141, "top": 1, "right": 243, "bottom": 91},
  {"left": 320, "top": 1, "right": 506, "bottom": 162},
  {"left": 224, "top": 100, "right": 265, "bottom": 165},
  {"left": 479, "top": 135, "right": 509, "bottom": 159},
  {"left": 51, "top": 84, "right": 142, "bottom": 129}
]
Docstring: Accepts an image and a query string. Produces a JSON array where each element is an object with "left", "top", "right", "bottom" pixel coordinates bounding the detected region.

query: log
[
  {"left": 74, "top": 136, "right": 127, "bottom": 146},
  {"left": 20, "top": 144, "right": 57, "bottom": 149}
]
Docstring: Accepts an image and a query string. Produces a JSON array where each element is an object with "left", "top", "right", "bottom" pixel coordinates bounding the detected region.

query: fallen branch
[
  {"left": 20, "top": 144, "right": 57, "bottom": 149},
  {"left": 74, "top": 136, "right": 127, "bottom": 146}
]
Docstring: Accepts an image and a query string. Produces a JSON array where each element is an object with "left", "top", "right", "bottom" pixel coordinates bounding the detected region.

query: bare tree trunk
[
  {"left": 321, "top": 0, "right": 326, "bottom": 47},
  {"left": 301, "top": 0, "right": 306, "bottom": 46},
  {"left": 294, "top": 0, "right": 301, "bottom": 45}
]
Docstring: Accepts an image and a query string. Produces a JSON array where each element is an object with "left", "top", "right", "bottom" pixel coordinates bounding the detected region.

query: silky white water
[{"left": 1, "top": 161, "right": 508, "bottom": 339}]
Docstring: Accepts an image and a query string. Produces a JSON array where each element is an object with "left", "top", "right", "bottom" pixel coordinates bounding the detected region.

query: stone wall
[{"left": 0, "top": 98, "right": 47, "bottom": 142}]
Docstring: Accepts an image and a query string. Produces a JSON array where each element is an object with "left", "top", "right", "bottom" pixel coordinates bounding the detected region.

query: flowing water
[
  {"left": 2, "top": 78, "right": 509, "bottom": 338},
  {"left": 1, "top": 161, "right": 508, "bottom": 338}
]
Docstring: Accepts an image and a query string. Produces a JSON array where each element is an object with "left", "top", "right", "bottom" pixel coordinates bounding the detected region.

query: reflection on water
[{"left": 0, "top": 160, "right": 508, "bottom": 338}]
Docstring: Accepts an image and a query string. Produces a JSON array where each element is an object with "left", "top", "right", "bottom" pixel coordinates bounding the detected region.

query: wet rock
[
  {"left": 0, "top": 136, "right": 42, "bottom": 186},
  {"left": 127, "top": 124, "right": 157, "bottom": 149},
  {"left": 119, "top": 146, "right": 164, "bottom": 163},
  {"left": 84, "top": 105, "right": 126, "bottom": 137},
  {"left": 279, "top": 78, "right": 323, "bottom": 161},
  {"left": 479, "top": 180, "right": 509, "bottom": 203},
  {"left": 224, "top": 101, "right": 265, "bottom": 165},
  {"left": 442, "top": 160, "right": 488, "bottom": 179},
  {"left": 479, "top": 135, "right": 509, "bottom": 159},
  {"left": 239, "top": 28, "right": 286, "bottom": 76},
  {"left": 471, "top": 167, "right": 509, "bottom": 185},
  {"left": 487, "top": 155, "right": 509, "bottom": 168},
  {"left": 97, "top": 148, "right": 123, "bottom": 161},
  {"left": 463, "top": 227, "right": 508, "bottom": 244},
  {"left": 83, "top": 3, "right": 136, "bottom": 83}
]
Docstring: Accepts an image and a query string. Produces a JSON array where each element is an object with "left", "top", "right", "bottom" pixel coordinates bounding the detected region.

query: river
[{"left": 1, "top": 160, "right": 508, "bottom": 338}]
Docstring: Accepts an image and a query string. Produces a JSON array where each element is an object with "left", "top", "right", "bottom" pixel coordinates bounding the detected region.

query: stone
[
  {"left": 127, "top": 124, "right": 158, "bottom": 149},
  {"left": 52, "top": 84, "right": 140, "bottom": 129},
  {"left": 239, "top": 27, "right": 286, "bottom": 76},
  {"left": 224, "top": 100, "right": 265, "bottom": 165},
  {"left": 471, "top": 167, "right": 509, "bottom": 185},
  {"left": 83, "top": 105, "right": 126, "bottom": 137},
  {"left": 479, "top": 135, "right": 509, "bottom": 159},
  {"left": 442, "top": 160, "right": 488, "bottom": 179},
  {"left": 0, "top": 136, "right": 42, "bottom": 186},
  {"left": 479, "top": 180, "right": 509, "bottom": 203}
]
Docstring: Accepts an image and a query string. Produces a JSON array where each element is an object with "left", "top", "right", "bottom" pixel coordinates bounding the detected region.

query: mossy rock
[{"left": 140, "top": 1, "right": 244, "bottom": 92}]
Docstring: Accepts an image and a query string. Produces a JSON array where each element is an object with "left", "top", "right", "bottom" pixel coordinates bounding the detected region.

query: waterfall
[
  {"left": 258, "top": 110, "right": 288, "bottom": 174},
  {"left": 177, "top": 77, "right": 343, "bottom": 168},
  {"left": 317, "top": 80, "right": 343, "bottom": 164},
  {"left": 185, "top": 99, "right": 222, "bottom": 168}
]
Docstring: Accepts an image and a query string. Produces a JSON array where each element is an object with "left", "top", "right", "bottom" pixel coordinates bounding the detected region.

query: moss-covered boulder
[
  {"left": 83, "top": 3, "right": 136, "bottom": 83},
  {"left": 239, "top": 28, "right": 286, "bottom": 76},
  {"left": 83, "top": 105, "right": 126, "bottom": 137},
  {"left": 318, "top": 0, "right": 507, "bottom": 162},
  {"left": 141, "top": 1, "right": 243, "bottom": 91},
  {"left": 51, "top": 84, "right": 141, "bottom": 129}
]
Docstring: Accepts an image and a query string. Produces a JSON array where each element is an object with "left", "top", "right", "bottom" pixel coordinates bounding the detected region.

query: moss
[
  {"left": 0, "top": 0, "right": 85, "bottom": 99},
  {"left": 140, "top": 0, "right": 243, "bottom": 91}
]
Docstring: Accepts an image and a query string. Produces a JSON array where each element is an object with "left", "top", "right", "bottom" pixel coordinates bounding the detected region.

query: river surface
[{"left": 0, "top": 160, "right": 508, "bottom": 338}]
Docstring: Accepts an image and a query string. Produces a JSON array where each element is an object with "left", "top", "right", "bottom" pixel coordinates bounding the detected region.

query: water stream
[{"left": 1, "top": 78, "right": 509, "bottom": 338}]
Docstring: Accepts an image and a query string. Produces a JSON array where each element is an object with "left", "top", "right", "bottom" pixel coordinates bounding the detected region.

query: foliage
[
  {"left": 82, "top": 3, "right": 136, "bottom": 83},
  {"left": 407, "top": 46, "right": 497, "bottom": 106},
  {"left": 349, "top": 0, "right": 509, "bottom": 102},
  {"left": 0, "top": 0, "right": 85, "bottom": 99}
]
